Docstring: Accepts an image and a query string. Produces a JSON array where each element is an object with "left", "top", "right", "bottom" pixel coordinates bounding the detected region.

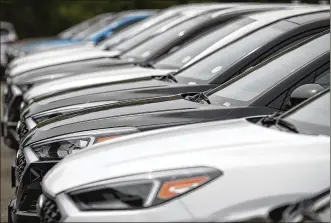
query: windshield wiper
[
  {"left": 184, "top": 92, "right": 211, "bottom": 104},
  {"left": 260, "top": 112, "right": 298, "bottom": 133},
  {"left": 152, "top": 72, "right": 178, "bottom": 83}
]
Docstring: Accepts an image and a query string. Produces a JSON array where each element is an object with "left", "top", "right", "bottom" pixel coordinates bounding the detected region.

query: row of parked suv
[{"left": 1, "top": 3, "right": 330, "bottom": 223}]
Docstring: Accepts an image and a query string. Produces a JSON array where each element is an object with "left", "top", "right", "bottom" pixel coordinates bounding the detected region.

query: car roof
[
  {"left": 0, "top": 21, "right": 14, "bottom": 29},
  {"left": 184, "top": 7, "right": 330, "bottom": 67}
]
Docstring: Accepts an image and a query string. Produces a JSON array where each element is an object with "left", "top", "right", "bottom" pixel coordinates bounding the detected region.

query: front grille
[
  {"left": 16, "top": 162, "right": 57, "bottom": 213},
  {"left": 40, "top": 196, "right": 62, "bottom": 223},
  {"left": 18, "top": 119, "right": 28, "bottom": 140},
  {"left": 15, "top": 150, "right": 26, "bottom": 183},
  {"left": 19, "top": 190, "right": 40, "bottom": 212}
]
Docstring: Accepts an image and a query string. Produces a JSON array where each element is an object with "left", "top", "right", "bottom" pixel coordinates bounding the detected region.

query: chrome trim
[
  {"left": 24, "top": 147, "right": 39, "bottom": 164},
  {"left": 20, "top": 101, "right": 25, "bottom": 110},
  {"left": 16, "top": 120, "right": 21, "bottom": 132},
  {"left": 36, "top": 194, "right": 45, "bottom": 217},
  {"left": 25, "top": 117, "right": 37, "bottom": 131},
  {"left": 11, "top": 85, "right": 22, "bottom": 96}
]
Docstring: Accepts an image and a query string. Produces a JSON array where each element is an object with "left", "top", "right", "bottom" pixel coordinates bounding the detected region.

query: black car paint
[
  {"left": 22, "top": 94, "right": 278, "bottom": 145},
  {"left": 22, "top": 79, "right": 216, "bottom": 118},
  {"left": 22, "top": 18, "right": 330, "bottom": 119}
]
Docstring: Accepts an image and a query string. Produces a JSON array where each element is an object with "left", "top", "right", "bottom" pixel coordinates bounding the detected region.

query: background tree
[{"left": 0, "top": 0, "right": 327, "bottom": 39}]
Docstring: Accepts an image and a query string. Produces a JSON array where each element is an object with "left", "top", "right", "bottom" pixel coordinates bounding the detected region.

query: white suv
[{"left": 38, "top": 88, "right": 330, "bottom": 222}]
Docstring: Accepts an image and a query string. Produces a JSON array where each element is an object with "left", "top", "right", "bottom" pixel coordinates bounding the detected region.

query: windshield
[
  {"left": 154, "top": 18, "right": 255, "bottom": 69},
  {"left": 98, "top": 10, "right": 180, "bottom": 49},
  {"left": 112, "top": 14, "right": 183, "bottom": 53},
  {"left": 59, "top": 14, "right": 108, "bottom": 39},
  {"left": 175, "top": 22, "right": 296, "bottom": 83},
  {"left": 284, "top": 91, "right": 330, "bottom": 136},
  {"left": 72, "top": 16, "right": 117, "bottom": 40},
  {"left": 97, "top": 19, "right": 144, "bottom": 48},
  {"left": 208, "top": 33, "right": 330, "bottom": 106},
  {"left": 121, "top": 15, "right": 209, "bottom": 61}
]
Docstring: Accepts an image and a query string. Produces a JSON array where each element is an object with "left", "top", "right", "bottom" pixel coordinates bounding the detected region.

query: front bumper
[
  {"left": 12, "top": 147, "right": 58, "bottom": 222},
  {"left": 8, "top": 198, "right": 40, "bottom": 223},
  {"left": 37, "top": 192, "right": 193, "bottom": 222}
]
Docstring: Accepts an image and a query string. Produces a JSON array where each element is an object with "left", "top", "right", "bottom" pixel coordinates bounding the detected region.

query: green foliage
[{"left": 0, "top": 0, "right": 326, "bottom": 39}]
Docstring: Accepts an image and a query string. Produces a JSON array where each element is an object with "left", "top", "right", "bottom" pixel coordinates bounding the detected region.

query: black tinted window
[
  {"left": 209, "top": 33, "right": 330, "bottom": 104},
  {"left": 154, "top": 18, "right": 255, "bottom": 69}
]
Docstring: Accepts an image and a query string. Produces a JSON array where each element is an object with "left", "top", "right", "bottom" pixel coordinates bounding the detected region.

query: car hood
[
  {"left": 10, "top": 43, "right": 95, "bottom": 68},
  {"left": 11, "top": 58, "right": 144, "bottom": 86},
  {"left": 22, "top": 95, "right": 277, "bottom": 145},
  {"left": 23, "top": 80, "right": 214, "bottom": 118},
  {"left": 23, "top": 67, "right": 176, "bottom": 101},
  {"left": 42, "top": 118, "right": 330, "bottom": 196},
  {"left": 9, "top": 57, "right": 133, "bottom": 86},
  {"left": 21, "top": 39, "right": 83, "bottom": 50},
  {"left": 9, "top": 49, "right": 121, "bottom": 76},
  {"left": 8, "top": 37, "right": 58, "bottom": 48},
  {"left": 23, "top": 40, "right": 92, "bottom": 55}
]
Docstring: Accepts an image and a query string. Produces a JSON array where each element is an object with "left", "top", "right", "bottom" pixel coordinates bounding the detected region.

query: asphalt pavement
[
  {"left": 1, "top": 83, "right": 15, "bottom": 222},
  {"left": 1, "top": 137, "right": 15, "bottom": 222}
]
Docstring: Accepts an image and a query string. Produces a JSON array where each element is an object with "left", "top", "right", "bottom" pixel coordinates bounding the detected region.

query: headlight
[
  {"left": 30, "top": 128, "right": 139, "bottom": 160},
  {"left": 68, "top": 167, "right": 221, "bottom": 210}
]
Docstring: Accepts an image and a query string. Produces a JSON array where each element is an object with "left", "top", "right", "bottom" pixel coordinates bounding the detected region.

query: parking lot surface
[
  {"left": 1, "top": 137, "right": 15, "bottom": 222},
  {"left": 1, "top": 83, "right": 15, "bottom": 222}
]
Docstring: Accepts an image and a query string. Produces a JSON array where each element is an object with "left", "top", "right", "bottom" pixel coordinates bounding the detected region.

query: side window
[
  {"left": 267, "top": 68, "right": 328, "bottom": 111},
  {"left": 314, "top": 69, "right": 330, "bottom": 88},
  {"left": 279, "top": 73, "right": 315, "bottom": 111},
  {"left": 240, "top": 27, "right": 328, "bottom": 74}
]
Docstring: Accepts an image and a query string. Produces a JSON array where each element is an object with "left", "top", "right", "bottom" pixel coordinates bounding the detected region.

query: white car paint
[
  {"left": 42, "top": 118, "right": 330, "bottom": 222},
  {"left": 9, "top": 50, "right": 121, "bottom": 76},
  {"left": 9, "top": 43, "right": 95, "bottom": 68},
  {"left": 24, "top": 67, "right": 175, "bottom": 102}
]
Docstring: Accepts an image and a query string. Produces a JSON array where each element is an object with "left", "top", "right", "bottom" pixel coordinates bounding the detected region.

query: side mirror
[{"left": 289, "top": 84, "right": 324, "bottom": 107}]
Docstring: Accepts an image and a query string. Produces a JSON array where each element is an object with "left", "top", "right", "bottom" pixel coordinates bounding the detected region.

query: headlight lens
[
  {"left": 69, "top": 167, "right": 221, "bottom": 210},
  {"left": 30, "top": 128, "right": 138, "bottom": 160},
  {"left": 31, "top": 138, "right": 91, "bottom": 159}
]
